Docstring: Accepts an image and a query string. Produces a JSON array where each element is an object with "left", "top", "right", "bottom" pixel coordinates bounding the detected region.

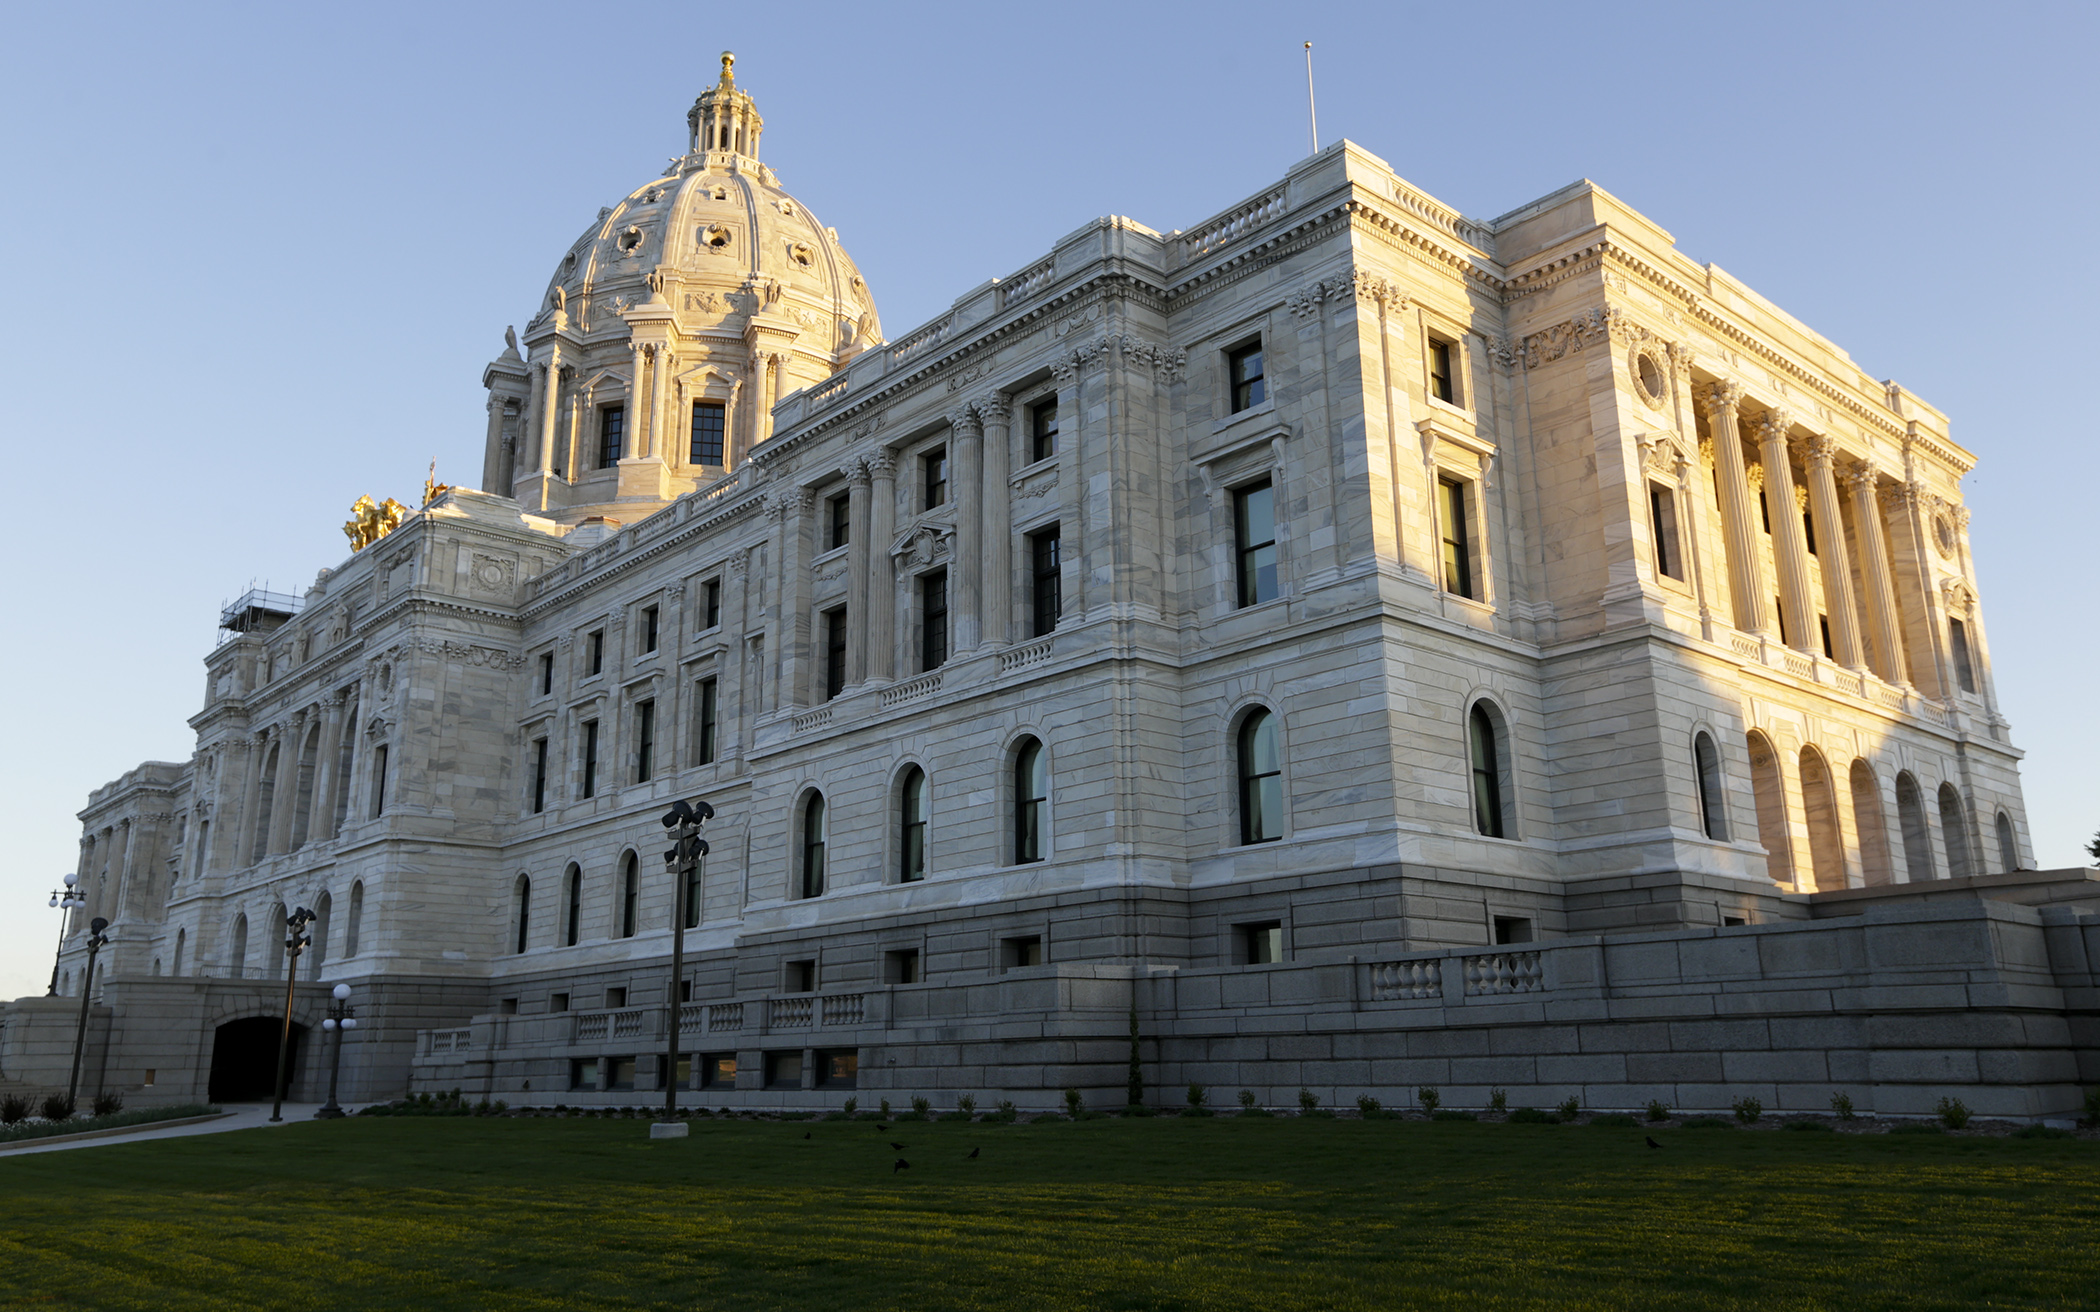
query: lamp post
[
  {"left": 659, "top": 797, "right": 713, "bottom": 1124},
  {"left": 47, "top": 874, "right": 85, "bottom": 996},
  {"left": 66, "top": 917, "right": 111, "bottom": 1110},
  {"left": 269, "top": 906, "right": 316, "bottom": 1123},
  {"left": 315, "top": 983, "right": 358, "bottom": 1120}
]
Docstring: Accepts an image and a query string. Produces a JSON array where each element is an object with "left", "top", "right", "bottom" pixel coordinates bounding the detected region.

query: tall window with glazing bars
[{"left": 690, "top": 400, "right": 725, "bottom": 465}]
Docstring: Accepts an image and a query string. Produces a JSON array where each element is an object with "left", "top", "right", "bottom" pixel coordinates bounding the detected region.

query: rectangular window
[
  {"left": 1492, "top": 916, "right": 1534, "bottom": 945},
  {"left": 1029, "top": 526, "right": 1062, "bottom": 637},
  {"left": 828, "top": 493, "right": 851, "bottom": 550},
  {"left": 923, "top": 446, "right": 948, "bottom": 510},
  {"left": 702, "top": 578, "right": 722, "bottom": 629},
  {"left": 369, "top": 744, "right": 388, "bottom": 819},
  {"left": 815, "top": 1050, "right": 858, "bottom": 1089},
  {"left": 1803, "top": 504, "right": 1818, "bottom": 555},
  {"left": 1759, "top": 488, "right": 1772, "bottom": 534},
  {"left": 605, "top": 986, "right": 627, "bottom": 1008},
  {"left": 538, "top": 652, "right": 554, "bottom": 697},
  {"left": 581, "top": 720, "right": 599, "bottom": 799},
  {"left": 635, "top": 700, "right": 656, "bottom": 783},
  {"left": 1438, "top": 477, "right": 1474, "bottom": 599},
  {"left": 530, "top": 737, "right": 548, "bottom": 814},
  {"left": 587, "top": 630, "right": 605, "bottom": 676},
  {"left": 1774, "top": 597, "right": 1789, "bottom": 647},
  {"left": 786, "top": 960, "right": 817, "bottom": 993},
  {"left": 1649, "top": 484, "right": 1682, "bottom": 581},
  {"left": 1949, "top": 618, "right": 1977, "bottom": 692},
  {"left": 689, "top": 400, "right": 726, "bottom": 465},
  {"left": 886, "top": 948, "right": 922, "bottom": 985},
  {"left": 700, "top": 1054, "right": 736, "bottom": 1088},
  {"left": 606, "top": 1057, "right": 637, "bottom": 1091},
  {"left": 920, "top": 571, "right": 948, "bottom": 672},
  {"left": 598, "top": 405, "right": 625, "bottom": 468},
  {"left": 823, "top": 607, "right": 848, "bottom": 700},
  {"left": 1819, "top": 615, "right": 1834, "bottom": 660},
  {"left": 641, "top": 605, "right": 660, "bottom": 654},
  {"left": 1241, "top": 921, "right": 1283, "bottom": 965},
  {"left": 1228, "top": 341, "right": 1265, "bottom": 413},
  {"left": 569, "top": 1058, "right": 601, "bottom": 1091},
  {"left": 694, "top": 677, "right": 718, "bottom": 766},
  {"left": 1029, "top": 399, "right": 1059, "bottom": 462},
  {"left": 658, "top": 1055, "right": 693, "bottom": 1092},
  {"left": 499, "top": 998, "right": 519, "bottom": 1015},
  {"left": 549, "top": 992, "right": 570, "bottom": 1013},
  {"left": 766, "top": 1051, "right": 803, "bottom": 1089},
  {"left": 1001, "top": 935, "right": 1043, "bottom": 972},
  {"left": 1234, "top": 481, "right": 1278, "bottom": 607},
  {"left": 1428, "top": 338, "right": 1456, "bottom": 404}
]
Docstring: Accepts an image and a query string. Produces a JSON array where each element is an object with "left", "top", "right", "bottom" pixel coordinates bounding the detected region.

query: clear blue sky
[{"left": 2, "top": 0, "right": 2093, "bottom": 998}]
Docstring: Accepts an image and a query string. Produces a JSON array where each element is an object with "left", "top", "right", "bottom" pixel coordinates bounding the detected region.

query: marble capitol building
[{"left": 8, "top": 57, "right": 2095, "bottom": 1120}]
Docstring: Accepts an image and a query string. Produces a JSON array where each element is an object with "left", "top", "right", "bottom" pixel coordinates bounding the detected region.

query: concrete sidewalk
[{"left": 0, "top": 1102, "right": 351, "bottom": 1158}]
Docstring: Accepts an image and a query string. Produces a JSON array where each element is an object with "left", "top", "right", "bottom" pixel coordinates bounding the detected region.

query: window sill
[{"left": 1212, "top": 399, "right": 1275, "bottom": 435}]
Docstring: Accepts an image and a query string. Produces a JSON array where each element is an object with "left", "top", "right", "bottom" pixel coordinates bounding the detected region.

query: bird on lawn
[
  {"left": 803, "top": 1131, "right": 811, "bottom": 1140},
  {"left": 890, "top": 1141, "right": 907, "bottom": 1150},
  {"left": 1646, "top": 1136, "right": 1662, "bottom": 1149},
  {"left": 876, "top": 1124, "right": 890, "bottom": 1132},
  {"left": 967, "top": 1147, "right": 980, "bottom": 1160},
  {"left": 893, "top": 1158, "right": 910, "bottom": 1174}
]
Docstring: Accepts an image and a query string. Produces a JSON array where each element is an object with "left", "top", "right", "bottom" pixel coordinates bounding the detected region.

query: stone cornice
[{"left": 522, "top": 490, "right": 770, "bottom": 619}]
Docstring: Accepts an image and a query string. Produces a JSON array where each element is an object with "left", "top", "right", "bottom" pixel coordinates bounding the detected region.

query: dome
[{"left": 530, "top": 52, "right": 882, "bottom": 357}]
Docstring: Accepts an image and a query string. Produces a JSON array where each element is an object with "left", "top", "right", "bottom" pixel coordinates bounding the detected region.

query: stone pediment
[{"left": 890, "top": 522, "right": 954, "bottom": 569}]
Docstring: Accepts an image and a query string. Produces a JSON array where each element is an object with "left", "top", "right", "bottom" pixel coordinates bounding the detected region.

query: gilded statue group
[{"left": 343, "top": 464, "right": 452, "bottom": 552}]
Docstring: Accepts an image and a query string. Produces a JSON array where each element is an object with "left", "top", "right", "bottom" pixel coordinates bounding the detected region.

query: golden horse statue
[{"left": 343, "top": 495, "right": 408, "bottom": 552}]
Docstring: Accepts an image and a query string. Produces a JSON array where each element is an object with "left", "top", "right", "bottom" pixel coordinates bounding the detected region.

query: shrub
[
  {"left": 1830, "top": 1092, "right": 1856, "bottom": 1121},
  {"left": 1783, "top": 1120, "right": 1834, "bottom": 1132},
  {"left": 1186, "top": 1083, "right": 1207, "bottom": 1111},
  {"left": 995, "top": 1099, "right": 1017, "bottom": 1123},
  {"left": 91, "top": 1092, "right": 124, "bottom": 1118},
  {"left": 1488, "top": 1088, "right": 1507, "bottom": 1114},
  {"left": 1732, "top": 1097, "right": 1763, "bottom": 1124},
  {"left": 0, "top": 1095, "right": 31, "bottom": 1125},
  {"left": 909, "top": 1096, "right": 931, "bottom": 1120},
  {"left": 842, "top": 1097, "right": 858, "bottom": 1115},
  {"left": 1507, "top": 1107, "right": 1556, "bottom": 1124},
  {"left": 1433, "top": 1110, "right": 1479, "bottom": 1122},
  {"left": 2082, "top": 1088, "right": 2100, "bottom": 1128},
  {"left": 1645, "top": 1100, "right": 1670, "bottom": 1123},
  {"left": 1557, "top": 1096, "right": 1582, "bottom": 1122},
  {"left": 2014, "top": 1124, "right": 2074, "bottom": 1140},
  {"left": 1356, "top": 1094, "right": 1382, "bottom": 1117},
  {"left": 1122, "top": 1103, "right": 1155, "bottom": 1118},
  {"left": 958, "top": 1094, "right": 977, "bottom": 1116},
  {"left": 879, "top": 1098, "right": 892, "bottom": 1119},
  {"left": 40, "top": 1095, "right": 74, "bottom": 1122},
  {"left": 1237, "top": 1090, "right": 1269, "bottom": 1117},
  {"left": 1679, "top": 1117, "right": 1732, "bottom": 1129},
  {"left": 1936, "top": 1097, "right": 1971, "bottom": 1130},
  {"left": 1297, "top": 1088, "right": 1320, "bottom": 1114},
  {"left": 1064, "top": 1089, "right": 1084, "bottom": 1118},
  {"left": 1416, "top": 1086, "right": 1440, "bottom": 1115},
  {"left": 1588, "top": 1113, "right": 1638, "bottom": 1127},
  {"left": 1891, "top": 1122, "right": 1944, "bottom": 1135}
]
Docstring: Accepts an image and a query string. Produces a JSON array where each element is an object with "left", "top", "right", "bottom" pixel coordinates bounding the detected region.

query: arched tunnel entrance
[{"left": 208, "top": 1016, "right": 305, "bottom": 1102}]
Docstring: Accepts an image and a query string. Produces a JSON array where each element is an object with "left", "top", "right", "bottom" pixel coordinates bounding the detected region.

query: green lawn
[{"left": 1, "top": 1115, "right": 2095, "bottom": 1310}]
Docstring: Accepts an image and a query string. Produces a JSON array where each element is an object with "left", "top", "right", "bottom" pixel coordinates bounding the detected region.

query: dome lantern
[{"left": 688, "top": 52, "right": 762, "bottom": 160}]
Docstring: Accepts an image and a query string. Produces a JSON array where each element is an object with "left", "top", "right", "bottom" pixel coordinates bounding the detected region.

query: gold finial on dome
[{"left": 688, "top": 51, "right": 763, "bottom": 161}]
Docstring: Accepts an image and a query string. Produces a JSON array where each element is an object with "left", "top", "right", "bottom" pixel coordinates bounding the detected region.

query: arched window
[
  {"left": 899, "top": 767, "right": 928, "bottom": 883},
  {"left": 1238, "top": 710, "right": 1283, "bottom": 845},
  {"left": 801, "top": 794, "right": 827, "bottom": 898},
  {"left": 369, "top": 744, "right": 390, "bottom": 819},
  {"left": 1798, "top": 747, "right": 1845, "bottom": 893},
  {"left": 1467, "top": 703, "right": 1509, "bottom": 839},
  {"left": 1692, "top": 732, "right": 1728, "bottom": 840},
  {"left": 251, "top": 743, "right": 280, "bottom": 864},
  {"left": 1895, "top": 773, "right": 1933, "bottom": 882},
  {"left": 1014, "top": 739, "right": 1047, "bottom": 864},
  {"left": 290, "top": 725, "right": 321, "bottom": 849},
  {"left": 1938, "top": 783, "right": 1975, "bottom": 880},
  {"left": 1851, "top": 761, "right": 1894, "bottom": 886},
  {"left": 1995, "top": 811, "right": 2019, "bottom": 873},
  {"left": 230, "top": 914, "right": 249, "bottom": 980},
  {"left": 172, "top": 928, "right": 186, "bottom": 977},
  {"left": 329, "top": 697, "right": 358, "bottom": 834},
  {"left": 564, "top": 864, "right": 583, "bottom": 946},
  {"left": 513, "top": 875, "right": 532, "bottom": 954},
  {"left": 619, "top": 853, "right": 639, "bottom": 937},
  {"left": 1746, "top": 731, "right": 1793, "bottom": 886},
  {"left": 152, "top": 957, "right": 162, "bottom": 976},
  {"left": 345, "top": 881, "right": 364, "bottom": 956}
]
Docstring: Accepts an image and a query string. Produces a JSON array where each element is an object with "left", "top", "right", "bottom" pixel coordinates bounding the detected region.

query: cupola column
[
  {"left": 950, "top": 406, "right": 985, "bottom": 653},
  {"left": 1697, "top": 382, "right": 1769, "bottom": 636},
  {"left": 845, "top": 462, "right": 871, "bottom": 686},
  {"left": 1756, "top": 411, "right": 1817, "bottom": 653},
  {"left": 629, "top": 344, "right": 649, "bottom": 459},
  {"left": 1802, "top": 436, "right": 1865, "bottom": 670},
  {"left": 538, "top": 353, "right": 563, "bottom": 477}
]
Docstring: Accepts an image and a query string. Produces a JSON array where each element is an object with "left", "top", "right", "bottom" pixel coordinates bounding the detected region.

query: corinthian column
[
  {"left": 1697, "top": 382, "right": 1768, "bottom": 635},
  {"left": 846, "top": 461, "right": 871, "bottom": 685},
  {"left": 1845, "top": 461, "right": 1908, "bottom": 685},
  {"left": 630, "top": 344, "right": 649, "bottom": 458},
  {"left": 865, "top": 450, "right": 897, "bottom": 682},
  {"left": 1755, "top": 410, "right": 1815, "bottom": 652},
  {"left": 950, "top": 406, "right": 985, "bottom": 653},
  {"left": 978, "top": 395, "right": 1013, "bottom": 647},
  {"left": 1802, "top": 436, "right": 1864, "bottom": 670},
  {"left": 538, "top": 353, "right": 562, "bottom": 476},
  {"left": 775, "top": 489, "right": 813, "bottom": 706}
]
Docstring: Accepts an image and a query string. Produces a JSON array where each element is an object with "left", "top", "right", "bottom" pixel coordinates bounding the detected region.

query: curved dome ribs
[{"left": 482, "top": 53, "right": 879, "bottom": 527}]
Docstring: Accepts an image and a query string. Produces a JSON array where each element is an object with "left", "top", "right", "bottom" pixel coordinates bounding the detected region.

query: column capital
[
  {"left": 863, "top": 448, "right": 897, "bottom": 480},
  {"left": 947, "top": 405, "right": 983, "bottom": 437},
  {"left": 1802, "top": 434, "right": 1840, "bottom": 471},
  {"left": 973, "top": 393, "right": 1012, "bottom": 424},
  {"left": 1841, "top": 458, "right": 1880, "bottom": 491},
  {"left": 848, "top": 460, "right": 871, "bottom": 489},
  {"left": 1752, "top": 410, "right": 1794, "bottom": 446},
  {"left": 1697, "top": 380, "right": 1744, "bottom": 417}
]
